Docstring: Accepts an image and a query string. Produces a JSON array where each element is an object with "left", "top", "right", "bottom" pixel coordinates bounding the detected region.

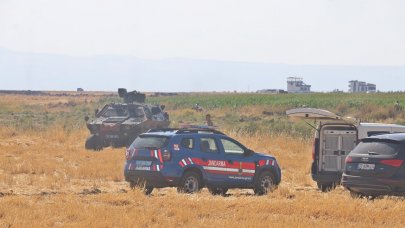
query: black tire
[
  {"left": 143, "top": 186, "right": 154, "bottom": 195},
  {"left": 177, "top": 171, "right": 203, "bottom": 194},
  {"left": 254, "top": 171, "right": 276, "bottom": 196},
  {"left": 317, "top": 182, "right": 336, "bottom": 192},
  {"left": 85, "top": 135, "right": 103, "bottom": 151},
  {"left": 129, "top": 182, "right": 154, "bottom": 195},
  {"left": 349, "top": 190, "right": 378, "bottom": 200},
  {"left": 349, "top": 190, "right": 364, "bottom": 199},
  {"left": 208, "top": 187, "right": 228, "bottom": 196}
]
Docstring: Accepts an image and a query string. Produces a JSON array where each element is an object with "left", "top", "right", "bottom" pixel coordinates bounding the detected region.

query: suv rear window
[
  {"left": 351, "top": 141, "right": 404, "bottom": 156},
  {"left": 132, "top": 135, "right": 169, "bottom": 149}
]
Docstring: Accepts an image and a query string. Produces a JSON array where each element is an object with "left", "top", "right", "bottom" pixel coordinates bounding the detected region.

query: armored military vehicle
[{"left": 85, "top": 89, "right": 170, "bottom": 150}]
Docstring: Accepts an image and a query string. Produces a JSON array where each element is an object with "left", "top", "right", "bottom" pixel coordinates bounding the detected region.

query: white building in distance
[
  {"left": 287, "top": 77, "right": 311, "bottom": 93},
  {"left": 348, "top": 80, "right": 376, "bottom": 93}
]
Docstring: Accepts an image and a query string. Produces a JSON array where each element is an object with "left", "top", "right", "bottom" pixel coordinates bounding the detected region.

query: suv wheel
[
  {"left": 143, "top": 186, "right": 154, "bottom": 195},
  {"left": 317, "top": 182, "right": 336, "bottom": 192},
  {"left": 254, "top": 171, "right": 276, "bottom": 196},
  {"left": 129, "top": 182, "right": 154, "bottom": 195},
  {"left": 349, "top": 190, "right": 364, "bottom": 199},
  {"left": 208, "top": 187, "right": 228, "bottom": 196},
  {"left": 178, "top": 171, "right": 202, "bottom": 194},
  {"left": 349, "top": 190, "right": 377, "bottom": 199}
]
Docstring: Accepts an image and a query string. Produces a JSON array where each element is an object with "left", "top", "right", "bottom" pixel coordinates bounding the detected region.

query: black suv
[{"left": 342, "top": 133, "right": 405, "bottom": 197}]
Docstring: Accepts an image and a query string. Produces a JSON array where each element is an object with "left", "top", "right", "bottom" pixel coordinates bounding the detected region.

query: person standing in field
[
  {"left": 206, "top": 114, "right": 214, "bottom": 127},
  {"left": 394, "top": 101, "right": 402, "bottom": 112}
]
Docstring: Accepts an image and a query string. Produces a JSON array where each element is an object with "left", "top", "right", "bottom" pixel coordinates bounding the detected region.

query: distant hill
[{"left": 0, "top": 48, "right": 404, "bottom": 92}]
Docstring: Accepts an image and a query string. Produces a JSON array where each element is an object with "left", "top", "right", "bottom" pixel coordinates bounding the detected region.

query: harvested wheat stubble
[{"left": 2, "top": 93, "right": 405, "bottom": 227}]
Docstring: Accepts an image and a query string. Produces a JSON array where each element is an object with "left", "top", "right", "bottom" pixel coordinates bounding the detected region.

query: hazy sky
[{"left": 1, "top": 0, "right": 404, "bottom": 66}]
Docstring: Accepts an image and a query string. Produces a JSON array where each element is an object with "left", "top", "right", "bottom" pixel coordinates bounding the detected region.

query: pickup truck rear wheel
[
  {"left": 208, "top": 187, "right": 228, "bottom": 196},
  {"left": 177, "top": 171, "right": 202, "bottom": 194},
  {"left": 317, "top": 182, "right": 336, "bottom": 192},
  {"left": 254, "top": 171, "right": 276, "bottom": 196}
]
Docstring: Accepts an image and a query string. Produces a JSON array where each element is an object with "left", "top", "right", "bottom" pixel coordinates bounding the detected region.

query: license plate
[
  {"left": 106, "top": 134, "right": 119, "bottom": 139},
  {"left": 358, "top": 163, "right": 375, "bottom": 170},
  {"left": 135, "top": 161, "right": 152, "bottom": 171}
]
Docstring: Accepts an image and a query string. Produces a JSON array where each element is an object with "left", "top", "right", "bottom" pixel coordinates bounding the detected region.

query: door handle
[
  {"left": 227, "top": 160, "right": 233, "bottom": 164},
  {"left": 202, "top": 158, "right": 208, "bottom": 162}
]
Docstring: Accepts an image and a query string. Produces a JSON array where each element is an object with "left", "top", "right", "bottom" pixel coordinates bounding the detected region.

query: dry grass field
[{"left": 1, "top": 93, "right": 405, "bottom": 227}]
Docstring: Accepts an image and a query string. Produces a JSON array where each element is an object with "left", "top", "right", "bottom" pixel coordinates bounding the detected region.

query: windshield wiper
[{"left": 368, "top": 151, "right": 380, "bottom": 156}]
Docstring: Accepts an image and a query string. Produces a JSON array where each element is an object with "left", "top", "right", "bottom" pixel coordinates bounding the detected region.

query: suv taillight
[
  {"left": 126, "top": 147, "right": 134, "bottom": 160},
  {"left": 162, "top": 149, "right": 171, "bottom": 161},
  {"left": 345, "top": 156, "right": 353, "bottom": 163},
  {"left": 380, "top": 159, "right": 404, "bottom": 167}
]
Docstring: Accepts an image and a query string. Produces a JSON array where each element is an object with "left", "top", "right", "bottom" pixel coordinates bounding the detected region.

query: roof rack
[
  {"left": 147, "top": 128, "right": 179, "bottom": 133},
  {"left": 176, "top": 128, "right": 225, "bottom": 135},
  {"left": 147, "top": 127, "right": 225, "bottom": 135}
]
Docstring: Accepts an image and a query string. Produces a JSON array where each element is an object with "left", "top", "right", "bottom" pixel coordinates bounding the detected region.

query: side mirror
[
  {"left": 94, "top": 109, "right": 99, "bottom": 116},
  {"left": 84, "top": 116, "right": 90, "bottom": 122},
  {"left": 161, "top": 105, "right": 165, "bottom": 110}
]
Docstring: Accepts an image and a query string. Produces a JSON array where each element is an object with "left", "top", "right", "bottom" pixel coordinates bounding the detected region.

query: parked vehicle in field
[
  {"left": 342, "top": 133, "right": 405, "bottom": 197},
  {"left": 85, "top": 89, "right": 170, "bottom": 150},
  {"left": 124, "top": 128, "right": 282, "bottom": 195},
  {"left": 287, "top": 108, "right": 405, "bottom": 192}
]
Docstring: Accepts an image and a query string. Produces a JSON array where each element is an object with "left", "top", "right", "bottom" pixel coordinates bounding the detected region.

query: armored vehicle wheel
[
  {"left": 177, "top": 171, "right": 203, "bottom": 194},
  {"left": 85, "top": 135, "right": 103, "bottom": 151},
  {"left": 208, "top": 187, "right": 228, "bottom": 196},
  {"left": 254, "top": 171, "right": 276, "bottom": 196},
  {"left": 317, "top": 182, "right": 336, "bottom": 192}
]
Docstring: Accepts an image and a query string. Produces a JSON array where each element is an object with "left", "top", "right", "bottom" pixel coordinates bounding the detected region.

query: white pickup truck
[{"left": 287, "top": 108, "right": 405, "bottom": 191}]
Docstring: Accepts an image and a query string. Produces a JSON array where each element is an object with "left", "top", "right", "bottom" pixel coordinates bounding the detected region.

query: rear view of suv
[
  {"left": 124, "top": 128, "right": 281, "bottom": 195},
  {"left": 287, "top": 108, "right": 405, "bottom": 192},
  {"left": 342, "top": 133, "right": 405, "bottom": 197}
]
